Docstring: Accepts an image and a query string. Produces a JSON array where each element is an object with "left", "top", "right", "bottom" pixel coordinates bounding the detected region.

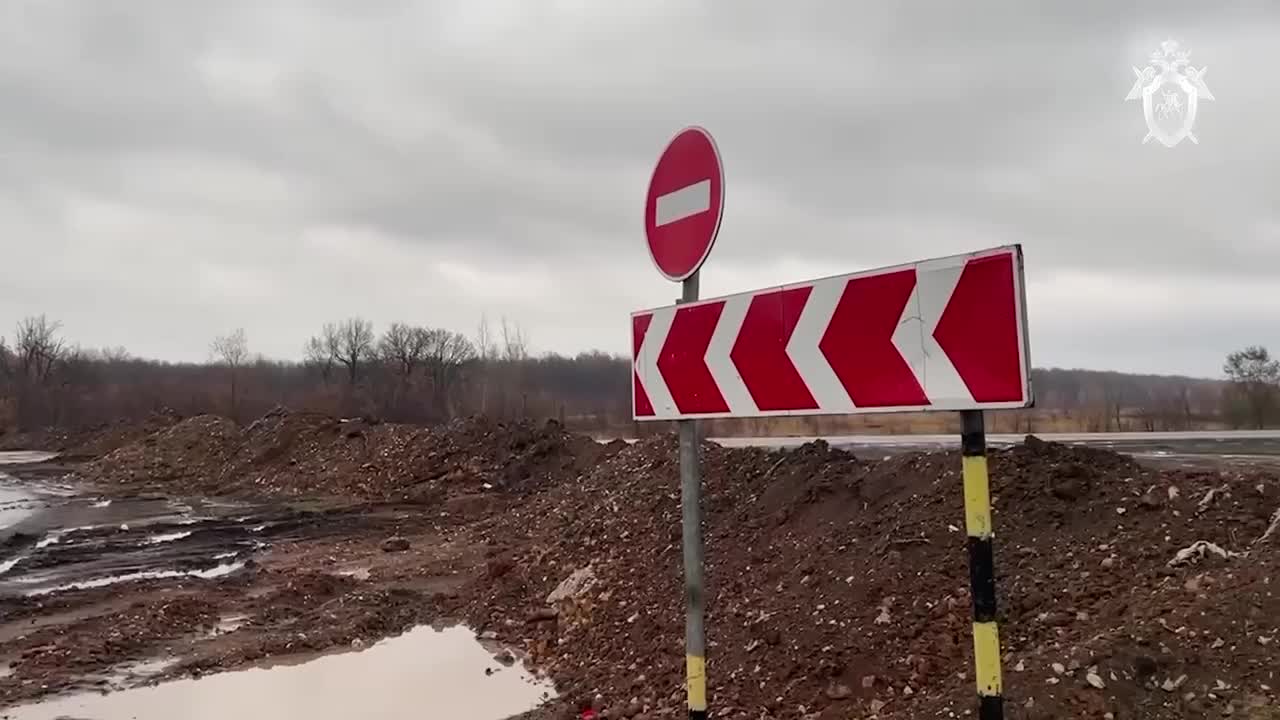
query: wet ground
[
  {"left": 0, "top": 452, "right": 553, "bottom": 719},
  {"left": 4, "top": 625, "right": 553, "bottom": 720},
  {"left": 2, "top": 431, "right": 1275, "bottom": 719}
]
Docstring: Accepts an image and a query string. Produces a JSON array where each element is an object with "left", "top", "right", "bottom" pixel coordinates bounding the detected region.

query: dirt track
[{"left": 2, "top": 412, "right": 1279, "bottom": 719}]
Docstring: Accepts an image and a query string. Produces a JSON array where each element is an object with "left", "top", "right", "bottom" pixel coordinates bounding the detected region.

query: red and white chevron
[{"left": 631, "top": 245, "right": 1031, "bottom": 420}]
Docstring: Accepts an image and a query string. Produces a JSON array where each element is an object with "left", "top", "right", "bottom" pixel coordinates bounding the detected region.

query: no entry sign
[
  {"left": 644, "top": 126, "right": 724, "bottom": 282},
  {"left": 631, "top": 245, "right": 1032, "bottom": 419}
]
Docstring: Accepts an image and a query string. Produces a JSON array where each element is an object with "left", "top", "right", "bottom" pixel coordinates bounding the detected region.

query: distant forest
[{"left": 0, "top": 314, "right": 1274, "bottom": 438}]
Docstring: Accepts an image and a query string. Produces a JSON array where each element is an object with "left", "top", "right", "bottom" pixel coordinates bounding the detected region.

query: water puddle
[
  {"left": 111, "top": 657, "right": 181, "bottom": 682},
  {"left": 145, "top": 530, "right": 194, "bottom": 544},
  {"left": 0, "top": 554, "right": 26, "bottom": 574},
  {"left": 209, "top": 614, "right": 248, "bottom": 636},
  {"left": 34, "top": 530, "right": 68, "bottom": 548},
  {"left": 1, "top": 483, "right": 39, "bottom": 531},
  {"left": 8, "top": 625, "right": 555, "bottom": 720},
  {"left": 0, "top": 451, "right": 59, "bottom": 466},
  {"left": 21, "top": 561, "right": 247, "bottom": 596}
]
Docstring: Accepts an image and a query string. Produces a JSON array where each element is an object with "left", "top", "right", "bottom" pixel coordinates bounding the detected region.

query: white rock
[{"left": 546, "top": 565, "right": 596, "bottom": 605}]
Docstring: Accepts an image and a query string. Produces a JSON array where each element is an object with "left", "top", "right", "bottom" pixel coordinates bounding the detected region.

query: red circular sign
[{"left": 644, "top": 126, "right": 724, "bottom": 282}]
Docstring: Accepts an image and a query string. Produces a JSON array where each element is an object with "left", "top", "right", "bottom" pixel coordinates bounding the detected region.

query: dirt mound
[
  {"left": 62, "top": 419, "right": 1280, "bottom": 718},
  {"left": 83, "top": 409, "right": 620, "bottom": 509},
  {"left": 87, "top": 415, "right": 243, "bottom": 488},
  {"left": 458, "top": 435, "right": 1280, "bottom": 720},
  {"left": 0, "top": 410, "right": 181, "bottom": 456}
]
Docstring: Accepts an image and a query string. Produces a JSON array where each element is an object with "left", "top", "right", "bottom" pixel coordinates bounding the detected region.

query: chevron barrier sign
[{"left": 631, "top": 245, "right": 1032, "bottom": 420}]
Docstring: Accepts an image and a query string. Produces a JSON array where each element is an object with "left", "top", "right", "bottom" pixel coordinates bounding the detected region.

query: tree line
[
  {"left": 0, "top": 313, "right": 1275, "bottom": 435},
  {"left": 0, "top": 314, "right": 626, "bottom": 434}
]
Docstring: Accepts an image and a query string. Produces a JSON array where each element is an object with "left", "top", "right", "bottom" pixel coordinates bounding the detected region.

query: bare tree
[
  {"left": 211, "top": 328, "right": 249, "bottom": 418},
  {"left": 0, "top": 336, "right": 11, "bottom": 382},
  {"left": 424, "top": 328, "right": 477, "bottom": 418},
  {"left": 473, "top": 315, "right": 498, "bottom": 415},
  {"left": 379, "top": 323, "right": 431, "bottom": 381},
  {"left": 327, "top": 318, "right": 375, "bottom": 385},
  {"left": 303, "top": 336, "right": 334, "bottom": 383},
  {"left": 13, "top": 315, "right": 65, "bottom": 383},
  {"left": 476, "top": 314, "right": 497, "bottom": 361},
  {"left": 99, "top": 346, "right": 132, "bottom": 363},
  {"left": 1224, "top": 346, "right": 1280, "bottom": 429},
  {"left": 499, "top": 317, "right": 528, "bottom": 361}
]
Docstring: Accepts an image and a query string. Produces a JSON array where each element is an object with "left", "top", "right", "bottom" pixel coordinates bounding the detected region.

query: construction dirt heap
[
  {"left": 85, "top": 408, "right": 614, "bottom": 509},
  {"left": 459, "top": 435, "right": 1280, "bottom": 719},
  {"left": 21, "top": 410, "right": 1280, "bottom": 718}
]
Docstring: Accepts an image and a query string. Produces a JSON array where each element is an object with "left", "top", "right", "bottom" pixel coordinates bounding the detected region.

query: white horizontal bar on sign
[{"left": 655, "top": 180, "right": 711, "bottom": 226}]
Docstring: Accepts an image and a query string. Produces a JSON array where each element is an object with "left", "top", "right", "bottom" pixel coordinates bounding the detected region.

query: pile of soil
[
  {"left": 455, "top": 436, "right": 1280, "bottom": 720},
  {"left": 36, "top": 412, "right": 1280, "bottom": 718},
  {"left": 0, "top": 409, "right": 181, "bottom": 456},
  {"left": 84, "top": 409, "right": 618, "bottom": 511},
  {"left": 88, "top": 415, "right": 244, "bottom": 488}
]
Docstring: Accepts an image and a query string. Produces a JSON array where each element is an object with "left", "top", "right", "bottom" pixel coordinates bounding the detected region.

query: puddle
[
  {"left": 34, "top": 530, "right": 67, "bottom": 548},
  {"left": 8, "top": 625, "right": 555, "bottom": 720},
  {"left": 0, "top": 663, "right": 11, "bottom": 680},
  {"left": 112, "top": 657, "right": 180, "bottom": 681},
  {"left": 1, "top": 484, "right": 39, "bottom": 531},
  {"left": 145, "top": 530, "right": 194, "bottom": 544},
  {"left": 0, "top": 554, "right": 26, "bottom": 575},
  {"left": 0, "top": 451, "right": 59, "bottom": 466},
  {"left": 210, "top": 614, "right": 248, "bottom": 636},
  {"left": 22, "top": 561, "right": 247, "bottom": 596}
]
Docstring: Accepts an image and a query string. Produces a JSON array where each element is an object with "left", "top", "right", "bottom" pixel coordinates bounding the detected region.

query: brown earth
[{"left": 1, "top": 410, "right": 1278, "bottom": 719}]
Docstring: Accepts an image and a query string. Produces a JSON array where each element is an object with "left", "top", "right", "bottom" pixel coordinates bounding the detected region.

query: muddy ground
[{"left": 1, "top": 412, "right": 1279, "bottom": 719}]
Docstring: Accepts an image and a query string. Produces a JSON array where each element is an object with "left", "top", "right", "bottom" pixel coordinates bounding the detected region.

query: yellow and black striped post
[{"left": 961, "top": 410, "right": 1003, "bottom": 719}]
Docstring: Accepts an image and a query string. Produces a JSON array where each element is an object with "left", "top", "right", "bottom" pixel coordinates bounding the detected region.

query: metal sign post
[
  {"left": 678, "top": 272, "right": 707, "bottom": 720},
  {"left": 640, "top": 126, "right": 724, "bottom": 720},
  {"left": 961, "top": 409, "right": 1003, "bottom": 719}
]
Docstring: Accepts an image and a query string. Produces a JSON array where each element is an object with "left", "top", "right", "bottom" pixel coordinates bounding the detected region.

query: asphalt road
[{"left": 708, "top": 430, "right": 1280, "bottom": 469}]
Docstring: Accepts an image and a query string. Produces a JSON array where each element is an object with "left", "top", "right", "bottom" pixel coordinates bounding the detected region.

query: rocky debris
[
  {"left": 1255, "top": 507, "right": 1280, "bottom": 546},
  {"left": 84, "top": 410, "right": 618, "bottom": 512},
  {"left": 0, "top": 409, "right": 182, "bottom": 455},
  {"left": 463, "top": 435, "right": 1280, "bottom": 720},
  {"left": 1168, "top": 540, "right": 1241, "bottom": 566},
  {"left": 547, "top": 566, "right": 596, "bottom": 605},
  {"left": 25, "top": 416, "right": 1280, "bottom": 720},
  {"left": 87, "top": 415, "right": 244, "bottom": 487},
  {"left": 380, "top": 537, "right": 411, "bottom": 553}
]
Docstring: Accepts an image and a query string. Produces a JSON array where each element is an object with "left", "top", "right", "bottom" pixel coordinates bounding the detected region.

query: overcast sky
[{"left": 1, "top": 1, "right": 1277, "bottom": 377}]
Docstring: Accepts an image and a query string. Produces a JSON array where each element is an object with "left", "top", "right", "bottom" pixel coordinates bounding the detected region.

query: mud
[
  {"left": 5, "top": 625, "right": 554, "bottom": 720},
  {"left": 1, "top": 415, "right": 1278, "bottom": 720}
]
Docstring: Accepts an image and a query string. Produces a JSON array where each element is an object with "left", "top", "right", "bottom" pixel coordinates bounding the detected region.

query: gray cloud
[{"left": 1, "top": 0, "right": 1277, "bottom": 375}]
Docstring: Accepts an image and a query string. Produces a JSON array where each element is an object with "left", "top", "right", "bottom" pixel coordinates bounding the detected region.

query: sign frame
[{"left": 631, "top": 244, "right": 1033, "bottom": 421}]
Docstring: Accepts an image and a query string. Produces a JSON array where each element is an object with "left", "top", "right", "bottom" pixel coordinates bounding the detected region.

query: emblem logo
[{"left": 1125, "top": 39, "right": 1214, "bottom": 147}]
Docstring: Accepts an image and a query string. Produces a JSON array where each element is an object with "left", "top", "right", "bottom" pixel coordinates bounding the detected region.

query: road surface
[{"left": 706, "top": 430, "right": 1280, "bottom": 469}]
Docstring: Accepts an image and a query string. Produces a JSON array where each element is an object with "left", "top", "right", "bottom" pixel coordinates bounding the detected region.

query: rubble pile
[
  {"left": 84, "top": 409, "right": 616, "bottom": 509},
  {"left": 0, "top": 409, "right": 182, "bottom": 455},
  {"left": 88, "top": 415, "right": 243, "bottom": 488},
  {"left": 68, "top": 411, "right": 1280, "bottom": 718},
  {"left": 461, "top": 436, "right": 1280, "bottom": 720}
]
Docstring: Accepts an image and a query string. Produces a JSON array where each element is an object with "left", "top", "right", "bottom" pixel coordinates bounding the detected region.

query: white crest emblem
[{"left": 1125, "top": 39, "right": 1215, "bottom": 147}]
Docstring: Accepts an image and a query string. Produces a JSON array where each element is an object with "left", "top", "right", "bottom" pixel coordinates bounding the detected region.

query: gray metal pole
[{"left": 677, "top": 271, "right": 707, "bottom": 720}]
